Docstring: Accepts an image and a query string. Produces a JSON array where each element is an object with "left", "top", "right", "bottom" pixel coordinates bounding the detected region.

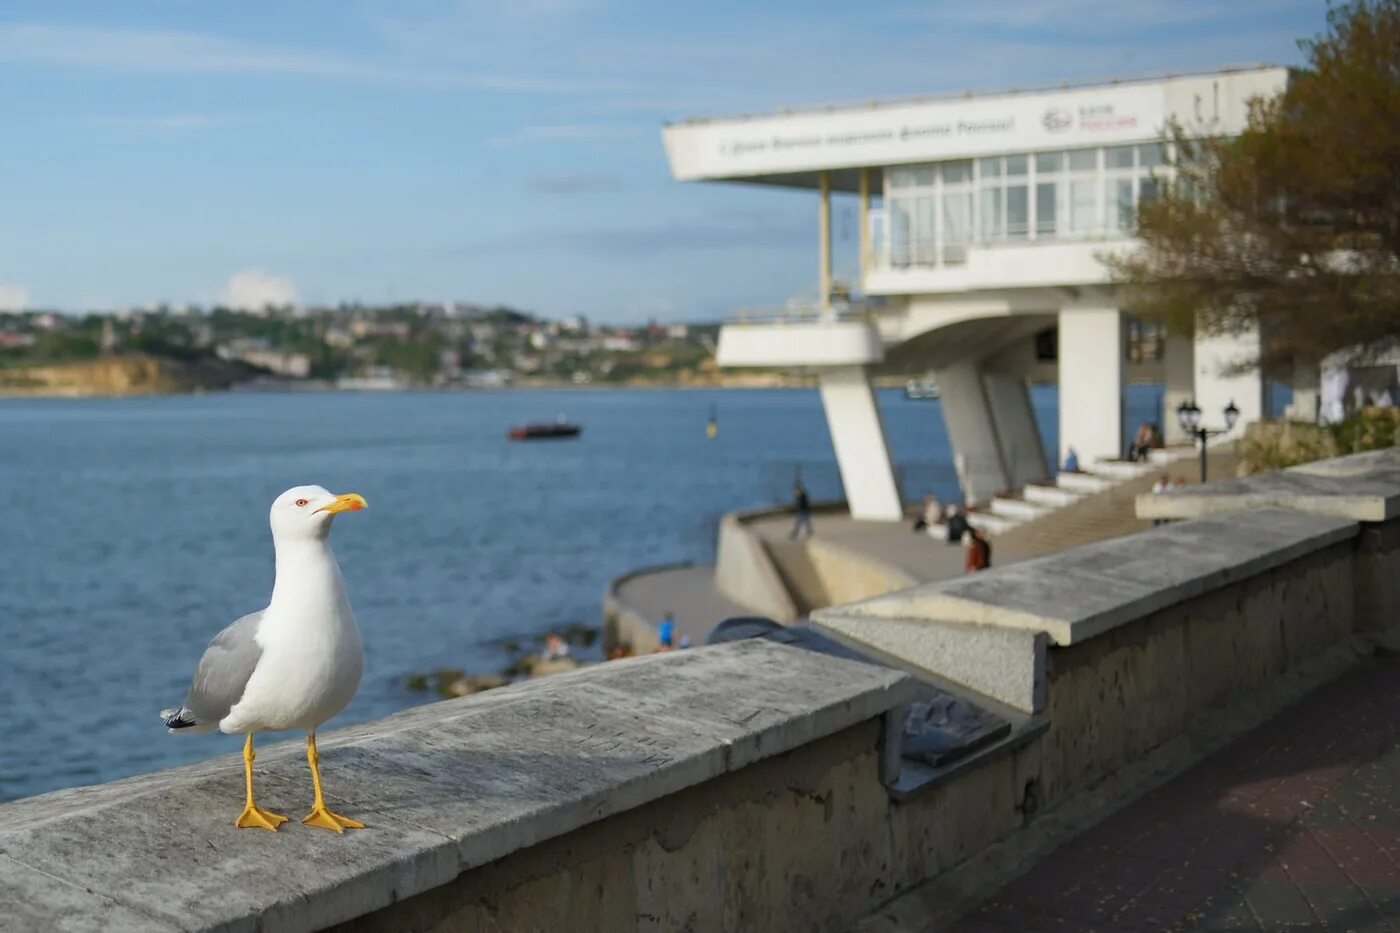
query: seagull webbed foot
[
  {"left": 302, "top": 805, "right": 365, "bottom": 832},
  {"left": 235, "top": 804, "right": 290, "bottom": 832}
]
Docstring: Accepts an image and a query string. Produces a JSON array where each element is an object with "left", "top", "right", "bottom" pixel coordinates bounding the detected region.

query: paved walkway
[
  {"left": 613, "top": 564, "right": 752, "bottom": 646},
  {"left": 951, "top": 657, "right": 1400, "bottom": 932}
]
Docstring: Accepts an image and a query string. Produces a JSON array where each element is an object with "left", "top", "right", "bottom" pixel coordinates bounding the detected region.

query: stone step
[
  {"left": 1148, "top": 447, "right": 1193, "bottom": 465},
  {"left": 1024, "top": 483, "right": 1083, "bottom": 507},
  {"left": 1086, "top": 460, "right": 1157, "bottom": 481},
  {"left": 990, "top": 496, "right": 1053, "bottom": 521},
  {"left": 1056, "top": 471, "right": 1114, "bottom": 493},
  {"left": 965, "top": 509, "right": 1020, "bottom": 536}
]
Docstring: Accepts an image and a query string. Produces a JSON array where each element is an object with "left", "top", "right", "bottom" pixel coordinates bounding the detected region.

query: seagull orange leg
[
  {"left": 302, "top": 732, "right": 364, "bottom": 832},
  {"left": 235, "top": 734, "right": 289, "bottom": 831}
]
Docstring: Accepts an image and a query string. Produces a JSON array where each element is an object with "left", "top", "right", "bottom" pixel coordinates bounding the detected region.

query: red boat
[{"left": 508, "top": 420, "right": 582, "bottom": 441}]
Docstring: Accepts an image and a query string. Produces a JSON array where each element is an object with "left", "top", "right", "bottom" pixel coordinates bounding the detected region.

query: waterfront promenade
[{"left": 615, "top": 450, "right": 1237, "bottom": 646}]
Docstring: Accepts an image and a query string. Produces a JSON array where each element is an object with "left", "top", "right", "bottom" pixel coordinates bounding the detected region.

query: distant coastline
[{"left": 0, "top": 355, "right": 830, "bottom": 398}]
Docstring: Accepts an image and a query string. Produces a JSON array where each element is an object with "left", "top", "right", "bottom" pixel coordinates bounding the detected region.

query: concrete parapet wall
[
  {"left": 603, "top": 561, "right": 686, "bottom": 654},
  {"left": 7, "top": 450, "right": 1399, "bottom": 933},
  {"left": 337, "top": 721, "right": 894, "bottom": 933},
  {"left": 1034, "top": 539, "right": 1357, "bottom": 809},
  {"left": 0, "top": 639, "right": 915, "bottom": 933},
  {"left": 714, "top": 508, "right": 801, "bottom": 622}
]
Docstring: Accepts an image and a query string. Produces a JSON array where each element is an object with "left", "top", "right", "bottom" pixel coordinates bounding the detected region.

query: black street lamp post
[{"left": 1176, "top": 399, "right": 1241, "bottom": 483}]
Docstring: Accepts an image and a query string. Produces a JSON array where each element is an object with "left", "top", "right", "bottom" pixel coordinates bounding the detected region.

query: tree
[{"left": 1108, "top": 0, "right": 1400, "bottom": 376}]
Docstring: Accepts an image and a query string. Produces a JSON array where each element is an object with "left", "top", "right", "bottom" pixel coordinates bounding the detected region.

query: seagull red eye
[{"left": 295, "top": 498, "right": 309, "bottom": 507}]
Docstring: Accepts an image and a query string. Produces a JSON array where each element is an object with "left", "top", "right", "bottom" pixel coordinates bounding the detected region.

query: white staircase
[{"left": 941, "top": 446, "right": 1197, "bottom": 538}]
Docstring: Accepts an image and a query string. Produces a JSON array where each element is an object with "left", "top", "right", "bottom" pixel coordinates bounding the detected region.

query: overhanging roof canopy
[{"left": 662, "top": 65, "right": 1287, "bottom": 193}]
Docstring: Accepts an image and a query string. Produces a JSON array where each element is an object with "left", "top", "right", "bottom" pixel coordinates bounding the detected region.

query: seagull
[{"left": 161, "top": 485, "right": 368, "bottom": 832}]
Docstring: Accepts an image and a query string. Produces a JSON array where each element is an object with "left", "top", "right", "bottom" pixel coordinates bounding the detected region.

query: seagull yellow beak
[{"left": 317, "top": 493, "right": 367, "bottom": 515}]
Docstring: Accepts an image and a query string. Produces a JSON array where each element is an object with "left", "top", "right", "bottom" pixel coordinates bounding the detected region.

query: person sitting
[
  {"left": 944, "top": 504, "right": 969, "bottom": 544},
  {"left": 1127, "top": 422, "right": 1155, "bottom": 462},
  {"left": 542, "top": 633, "right": 570, "bottom": 661},
  {"left": 965, "top": 527, "right": 992, "bottom": 573},
  {"left": 912, "top": 493, "right": 943, "bottom": 532},
  {"left": 1063, "top": 447, "right": 1080, "bottom": 472}
]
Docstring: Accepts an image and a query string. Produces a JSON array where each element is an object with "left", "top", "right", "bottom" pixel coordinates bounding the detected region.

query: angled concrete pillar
[
  {"left": 1194, "top": 325, "right": 1267, "bottom": 438},
  {"left": 1163, "top": 332, "right": 1195, "bottom": 445},
  {"left": 1058, "top": 307, "right": 1125, "bottom": 466},
  {"left": 983, "top": 372, "right": 1049, "bottom": 489},
  {"left": 933, "top": 361, "right": 1012, "bottom": 504},
  {"left": 818, "top": 366, "right": 902, "bottom": 521}
]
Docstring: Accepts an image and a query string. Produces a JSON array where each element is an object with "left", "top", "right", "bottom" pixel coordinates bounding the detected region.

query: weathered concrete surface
[
  {"left": 1356, "top": 517, "right": 1400, "bottom": 634},
  {"left": 823, "top": 509, "right": 1358, "bottom": 645},
  {"left": 811, "top": 613, "right": 1047, "bottom": 714},
  {"left": 0, "top": 639, "right": 915, "bottom": 933},
  {"left": 337, "top": 721, "right": 898, "bottom": 933},
  {"left": 1136, "top": 464, "right": 1400, "bottom": 522}
]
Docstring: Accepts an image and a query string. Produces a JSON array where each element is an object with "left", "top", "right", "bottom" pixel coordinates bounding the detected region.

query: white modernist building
[{"left": 663, "top": 66, "right": 1288, "bottom": 520}]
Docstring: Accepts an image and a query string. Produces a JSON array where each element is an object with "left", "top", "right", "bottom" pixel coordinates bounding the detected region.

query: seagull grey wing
[{"left": 179, "top": 611, "right": 265, "bottom": 730}]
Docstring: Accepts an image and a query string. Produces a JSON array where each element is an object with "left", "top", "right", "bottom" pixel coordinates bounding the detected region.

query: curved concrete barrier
[
  {"left": 603, "top": 561, "right": 691, "bottom": 654},
  {"left": 714, "top": 508, "right": 800, "bottom": 622}
]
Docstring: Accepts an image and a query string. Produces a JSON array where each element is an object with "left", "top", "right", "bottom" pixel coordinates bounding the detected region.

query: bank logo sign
[{"left": 1042, "top": 107, "right": 1074, "bottom": 133}]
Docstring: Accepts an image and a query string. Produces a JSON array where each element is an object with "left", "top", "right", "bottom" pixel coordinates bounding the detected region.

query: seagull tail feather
[{"left": 161, "top": 707, "right": 199, "bottom": 732}]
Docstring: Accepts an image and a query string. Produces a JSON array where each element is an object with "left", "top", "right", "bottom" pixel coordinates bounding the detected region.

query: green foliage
[
  {"left": 1238, "top": 408, "right": 1399, "bottom": 474},
  {"left": 1108, "top": 0, "right": 1400, "bottom": 374}
]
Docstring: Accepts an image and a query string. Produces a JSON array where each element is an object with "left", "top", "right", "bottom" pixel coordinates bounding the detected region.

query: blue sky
[{"left": 0, "top": 1, "right": 1322, "bottom": 321}]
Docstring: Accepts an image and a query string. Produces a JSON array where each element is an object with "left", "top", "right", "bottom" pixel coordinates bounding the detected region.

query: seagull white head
[{"left": 270, "top": 485, "right": 367, "bottom": 541}]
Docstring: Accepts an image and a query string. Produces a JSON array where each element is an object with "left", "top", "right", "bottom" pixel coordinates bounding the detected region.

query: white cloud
[
  {"left": 0, "top": 283, "right": 29, "bottom": 311},
  {"left": 0, "top": 23, "right": 625, "bottom": 94},
  {"left": 221, "top": 271, "right": 297, "bottom": 311}
]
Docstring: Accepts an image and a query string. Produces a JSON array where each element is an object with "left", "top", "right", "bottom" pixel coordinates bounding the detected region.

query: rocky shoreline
[{"left": 405, "top": 623, "right": 601, "bottom": 699}]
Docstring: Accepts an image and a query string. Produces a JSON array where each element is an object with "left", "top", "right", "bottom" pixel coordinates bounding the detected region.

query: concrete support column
[
  {"left": 1058, "top": 307, "right": 1124, "bottom": 466},
  {"left": 858, "top": 168, "right": 870, "bottom": 278},
  {"left": 1163, "top": 332, "right": 1195, "bottom": 445},
  {"left": 1194, "top": 325, "right": 1267, "bottom": 437},
  {"left": 819, "top": 171, "right": 832, "bottom": 307},
  {"left": 983, "top": 372, "right": 1050, "bottom": 489},
  {"left": 933, "top": 361, "right": 1012, "bottom": 504},
  {"left": 818, "top": 365, "right": 902, "bottom": 521}
]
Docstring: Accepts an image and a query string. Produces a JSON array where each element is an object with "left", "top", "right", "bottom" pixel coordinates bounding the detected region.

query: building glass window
[
  {"left": 881, "top": 142, "right": 1170, "bottom": 268},
  {"left": 1035, "top": 182, "right": 1058, "bottom": 235}
]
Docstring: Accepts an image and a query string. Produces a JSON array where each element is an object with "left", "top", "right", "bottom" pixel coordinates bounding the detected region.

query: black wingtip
[{"left": 161, "top": 708, "right": 197, "bottom": 730}]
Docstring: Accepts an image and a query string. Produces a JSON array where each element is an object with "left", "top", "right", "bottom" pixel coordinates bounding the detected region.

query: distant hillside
[{"left": 0, "top": 355, "right": 257, "bottom": 397}]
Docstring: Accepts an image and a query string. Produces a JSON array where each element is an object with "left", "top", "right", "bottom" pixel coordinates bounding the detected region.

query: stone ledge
[
  {"left": 1136, "top": 467, "right": 1400, "bottom": 522},
  {"left": 808, "top": 509, "right": 1359, "bottom": 646},
  {"left": 0, "top": 638, "right": 916, "bottom": 933},
  {"left": 810, "top": 613, "right": 1047, "bottom": 714},
  {"left": 1290, "top": 446, "right": 1400, "bottom": 478}
]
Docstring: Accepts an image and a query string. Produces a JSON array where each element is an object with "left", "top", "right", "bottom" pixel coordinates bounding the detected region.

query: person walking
[
  {"left": 790, "top": 481, "right": 814, "bottom": 540},
  {"left": 965, "top": 527, "right": 992, "bottom": 573}
]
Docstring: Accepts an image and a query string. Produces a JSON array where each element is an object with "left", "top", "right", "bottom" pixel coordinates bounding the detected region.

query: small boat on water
[
  {"left": 508, "top": 418, "right": 582, "bottom": 441},
  {"left": 904, "top": 376, "right": 940, "bottom": 400}
]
